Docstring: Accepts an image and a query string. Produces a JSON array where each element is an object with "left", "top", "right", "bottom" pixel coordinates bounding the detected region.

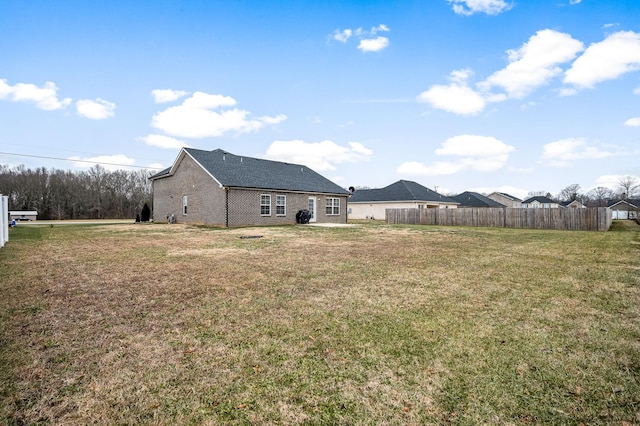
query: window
[
  {"left": 276, "top": 195, "right": 286, "bottom": 216},
  {"left": 260, "top": 194, "right": 271, "bottom": 216},
  {"left": 326, "top": 197, "right": 340, "bottom": 215},
  {"left": 182, "top": 195, "right": 188, "bottom": 215}
]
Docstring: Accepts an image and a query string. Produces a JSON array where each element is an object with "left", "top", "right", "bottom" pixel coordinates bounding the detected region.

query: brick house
[{"left": 149, "top": 148, "right": 350, "bottom": 226}]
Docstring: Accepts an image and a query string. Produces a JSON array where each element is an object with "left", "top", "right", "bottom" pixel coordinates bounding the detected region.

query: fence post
[{"left": 0, "top": 194, "right": 8, "bottom": 248}]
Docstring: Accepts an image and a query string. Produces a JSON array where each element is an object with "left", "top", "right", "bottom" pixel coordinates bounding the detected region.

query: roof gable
[
  {"left": 560, "top": 200, "right": 586, "bottom": 208},
  {"left": 489, "top": 192, "right": 522, "bottom": 202},
  {"left": 522, "top": 195, "right": 555, "bottom": 204},
  {"left": 152, "top": 148, "right": 349, "bottom": 195},
  {"left": 349, "top": 180, "right": 457, "bottom": 204},
  {"left": 452, "top": 191, "right": 506, "bottom": 207},
  {"left": 607, "top": 199, "right": 640, "bottom": 209}
]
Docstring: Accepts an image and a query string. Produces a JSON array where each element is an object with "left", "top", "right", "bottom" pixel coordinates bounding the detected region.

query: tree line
[
  {"left": 0, "top": 164, "right": 153, "bottom": 220},
  {"left": 1, "top": 163, "right": 637, "bottom": 221},
  {"left": 553, "top": 176, "right": 639, "bottom": 206}
]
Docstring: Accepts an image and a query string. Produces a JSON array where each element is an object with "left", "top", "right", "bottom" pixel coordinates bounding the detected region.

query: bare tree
[
  {"left": 586, "top": 186, "right": 614, "bottom": 207},
  {"left": 617, "top": 176, "right": 639, "bottom": 200},
  {"left": 0, "top": 164, "right": 153, "bottom": 220},
  {"left": 558, "top": 184, "right": 582, "bottom": 202}
]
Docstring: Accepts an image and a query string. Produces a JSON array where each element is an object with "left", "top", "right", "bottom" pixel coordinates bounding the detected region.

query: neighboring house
[
  {"left": 451, "top": 191, "right": 506, "bottom": 208},
  {"left": 521, "top": 196, "right": 559, "bottom": 208},
  {"left": 607, "top": 199, "right": 639, "bottom": 219},
  {"left": 149, "top": 148, "right": 350, "bottom": 226},
  {"left": 560, "top": 200, "right": 587, "bottom": 209},
  {"left": 9, "top": 211, "right": 38, "bottom": 221},
  {"left": 347, "top": 180, "right": 458, "bottom": 220},
  {"left": 487, "top": 192, "right": 522, "bottom": 208}
]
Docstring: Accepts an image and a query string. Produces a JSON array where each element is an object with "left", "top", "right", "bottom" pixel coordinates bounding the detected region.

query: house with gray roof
[
  {"left": 607, "top": 199, "right": 639, "bottom": 219},
  {"left": 452, "top": 191, "right": 506, "bottom": 208},
  {"left": 149, "top": 148, "right": 350, "bottom": 226},
  {"left": 521, "top": 195, "right": 559, "bottom": 208},
  {"left": 347, "top": 180, "right": 458, "bottom": 220}
]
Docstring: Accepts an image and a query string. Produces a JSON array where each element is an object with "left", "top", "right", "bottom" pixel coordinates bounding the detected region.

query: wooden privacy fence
[{"left": 386, "top": 207, "right": 612, "bottom": 231}]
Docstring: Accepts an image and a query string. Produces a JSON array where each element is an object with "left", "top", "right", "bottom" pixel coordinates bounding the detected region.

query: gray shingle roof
[
  {"left": 607, "top": 199, "right": 640, "bottom": 208},
  {"left": 349, "top": 180, "right": 458, "bottom": 204},
  {"left": 452, "top": 191, "right": 506, "bottom": 207},
  {"left": 151, "top": 148, "right": 349, "bottom": 195},
  {"left": 522, "top": 195, "right": 555, "bottom": 204}
]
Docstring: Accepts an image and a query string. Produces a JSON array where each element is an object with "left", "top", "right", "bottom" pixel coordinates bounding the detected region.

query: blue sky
[{"left": 1, "top": 0, "right": 639, "bottom": 198}]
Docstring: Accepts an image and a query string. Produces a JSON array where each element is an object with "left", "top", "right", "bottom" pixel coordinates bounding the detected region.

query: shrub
[{"left": 140, "top": 203, "right": 151, "bottom": 222}]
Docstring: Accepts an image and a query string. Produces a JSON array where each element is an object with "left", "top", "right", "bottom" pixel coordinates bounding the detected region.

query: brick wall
[
  {"left": 152, "top": 155, "right": 226, "bottom": 225},
  {"left": 228, "top": 190, "right": 348, "bottom": 226},
  {"left": 152, "top": 154, "right": 348, "bottom": 226}
]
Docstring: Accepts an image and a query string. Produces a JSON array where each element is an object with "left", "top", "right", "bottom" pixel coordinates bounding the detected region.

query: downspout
[{"left": 225, "top": 187, "right": 229, "bottom": 228}]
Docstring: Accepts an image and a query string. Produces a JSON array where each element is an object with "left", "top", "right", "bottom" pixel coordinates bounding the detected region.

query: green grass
[{"left": 1, "top": 221, "right": 639, "bottom": 424}]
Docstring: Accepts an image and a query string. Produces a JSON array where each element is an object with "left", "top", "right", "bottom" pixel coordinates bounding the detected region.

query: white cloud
[
  {"left": 594, "top": 175, "right": 618, "bottom": 189},
  {"left": 182, "top": 91, "right": 236, "bottom": 109},
  {"left": 541, "top": 138, "right": 616, "bottom": 167},
  {"left": 68, "top": 154, "right": 136, "bottom": 171},
  {"left": 564, "top": 31, "right": 640, "bottom": 89},
  {"left": 624, "top": 117, "right": 640, "bottom": 127},
  {"left": 358, "top": 36, "right": 390, "bottom": 52},
  {"left": 331, "top": 24, "right": 390, "bottom": 52},
  {"left": 0, "top": 79, "right": 72, "bottom": 110},
  {"left": 634, "top": 86, "right": 640, "bottom": 95},
  {"left": 151, "top": 89, "right": 190, "bottom": 103},
  {"left": 592, "top": 174, "right": 640, "bottom": 194},
  {"left": 257, "top": 114, "right": 287, "bottom": 125},
  {"left": 397, "top": 134, "right": 514, "bottom": 176},
  {"left": 150, "top": 91, "right": 286, "bottom": 139},
  {"left": 333, "top": 29, "right": 353, "bottom": 43},
  {"left": 569, "top": 0, "right": 582, "bottom": 4},
  {"left": 0, "top": 79, "right": 11, "bottom": 98},
  {"left": 265, "top": 140, "right": 373, "bottom": 171},
  {"left": 418, "top": 69, "right": 486, "bottom": 115},
  {"left": 436, "top": 134, "right": 515, "bottom": 157},
  {"left": 371, "top": 24, "right": 389, "bottom": 34},
  {"left": 420, "top": 30, "right": 585, "bottom": 114},
  {"left": 448, "top": 0, "right": 512, "bottom": 16},
  {"left": 139, "top": 134, "right": 190, "bottom": 149},
  {"left": 418, "top": 84, "right": 485, "bottom": 115},
  {"left": 479, "top": 29, "right": 584, "bottom": 98},
  {"left": 76, "top": 98, "right": 116, "bottom": 120}
]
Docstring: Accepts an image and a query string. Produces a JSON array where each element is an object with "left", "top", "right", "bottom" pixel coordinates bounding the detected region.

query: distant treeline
[{"left": 0, "top": 164, "right": 153, "bottom": 220}]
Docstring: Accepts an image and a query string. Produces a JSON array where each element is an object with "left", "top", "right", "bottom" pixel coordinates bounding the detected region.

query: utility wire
[{"left": 0, "top": 151, "right": 163, "bottom": 170}]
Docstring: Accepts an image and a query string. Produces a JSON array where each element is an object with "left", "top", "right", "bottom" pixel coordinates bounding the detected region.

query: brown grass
[{"left": 1, "top": 221, "right": 639, "bottom": 424}]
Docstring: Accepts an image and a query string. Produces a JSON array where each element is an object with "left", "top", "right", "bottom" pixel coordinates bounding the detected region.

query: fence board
[{"left": 386, "top": 207, "right": 612, "bottom": 231}]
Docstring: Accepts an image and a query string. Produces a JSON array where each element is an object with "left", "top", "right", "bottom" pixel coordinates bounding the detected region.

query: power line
[
  {"left": 0, "top": 142, "right": 164, "bottom": 164},
  {"left": 0, "top": 151, "right": 163, "bottom": 170}
]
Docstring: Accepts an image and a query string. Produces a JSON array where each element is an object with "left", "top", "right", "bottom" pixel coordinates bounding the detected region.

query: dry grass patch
[{"left": 1, "top": 222, "right": 639, "bottom": 424}]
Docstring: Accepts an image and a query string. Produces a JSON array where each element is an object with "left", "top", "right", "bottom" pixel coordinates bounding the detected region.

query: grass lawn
[{"left": 1, "top": 221, "right": 639, "bottom": 424}]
